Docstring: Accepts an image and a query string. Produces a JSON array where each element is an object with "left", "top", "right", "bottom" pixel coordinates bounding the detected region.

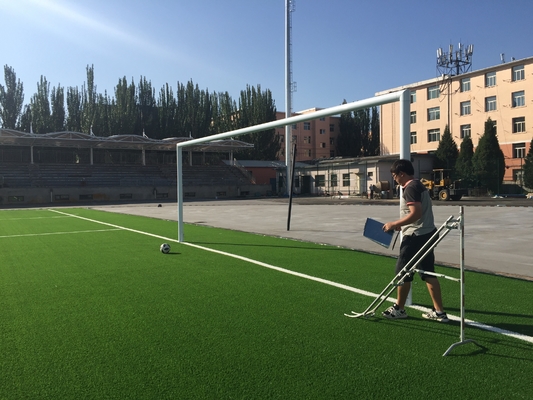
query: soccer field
[{"left": 1, "top": 208, "right": 531, "bottom": 399}]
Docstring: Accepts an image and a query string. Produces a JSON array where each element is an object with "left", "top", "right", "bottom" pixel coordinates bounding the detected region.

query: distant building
[
  {"left": 377, "top": 56, "right": 533, "bottom": 185},
  {"left": 274, "top": 109, "right": 340, "bottom": 161}
]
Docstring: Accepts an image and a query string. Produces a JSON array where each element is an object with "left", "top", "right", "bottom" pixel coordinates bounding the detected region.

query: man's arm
[{"left": 382, "top": 203, "right": 422, "bottom": 232}]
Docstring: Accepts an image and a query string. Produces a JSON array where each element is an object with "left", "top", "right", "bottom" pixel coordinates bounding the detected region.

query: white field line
[
  {"left": 50, "top": 209, "right": 533, "bottom": 345},
  {"left": 0, "top": 215, "right": 71, "bottom": 221},
  {"left": 0, "top": 229, "right": 121, "bottom": 239}
]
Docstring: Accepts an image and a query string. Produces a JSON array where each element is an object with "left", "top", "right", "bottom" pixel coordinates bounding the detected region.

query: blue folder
[{"left": 363, "top": 218, "right": 395, "bottom": 248}]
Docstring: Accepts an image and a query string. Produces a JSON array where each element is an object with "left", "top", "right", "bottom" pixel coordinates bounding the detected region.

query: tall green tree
[
  {"left": 522, "top": 138, "right": 533, "bottom": 191},
  {"left": 368, "top": 106, "right": 380, "bottom": 156},
  {"left": 50, "top": 85, "right": 65, "bottom": 132},
  {"left": 336, "top": 100, "right": 360, "bottom": 157},
  {"left": 138, "top": 76, "right": 157, "bottom": 137},
  {"left": 157, "top": 83, "right": 178, "bottom": 138},
  {"left": 434, "top": 124, "right": 459, "bottom": 171},
  {"left": 211, "top": 91, "right": 237, "bottom": 135},
  {"left": 357, "top": 108, "right": 371, "bottom": 156},
  {"left": 66, "top": 86, "right": 82, "bottom": 132},
  {"left": 235, "top": 85, "right": 279, "bottom": 160},
  {"left": 30, "top": 75, "right": 52, "bottom": 134},
  {"left": 112, "top": 76, "right": 138, "bottom": 135},
  {"left": 455, "top": 135, "right": 475, "bottom": 187},
  {"left": 19, "top": 104, "right": 31, "bottom": 132},
  {"left": 0, "top": 65, "right": 24, "bottom": 129},
  {"left": 472, "top": 118, "right": 505, "bottom": 193},
  {"left": 81, "top": 65, "right": 98, "bottom": 134}
]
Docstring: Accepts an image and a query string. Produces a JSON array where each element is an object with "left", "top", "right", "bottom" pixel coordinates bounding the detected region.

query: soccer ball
[{"left": 160, "top": 243, "right": 171, "bottom": 254}]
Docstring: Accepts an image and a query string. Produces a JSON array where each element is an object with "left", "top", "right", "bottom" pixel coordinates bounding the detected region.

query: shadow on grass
[
  {"left": 369, "top": 317, "right": 533, "bottom": 359},
  {"left": 189, "top": 241, "right": 362, "bottom": 253},
  {"left": 443, "top": 306, "right": 533, "bottom": 336}
]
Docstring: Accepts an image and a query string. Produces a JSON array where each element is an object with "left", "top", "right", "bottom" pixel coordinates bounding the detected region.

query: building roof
[
  {"left": 375, "top": 55, "right": 533, "bottom": 96},
  {"left": 0, "top": 129, "right": 253, "bottom": 152}
]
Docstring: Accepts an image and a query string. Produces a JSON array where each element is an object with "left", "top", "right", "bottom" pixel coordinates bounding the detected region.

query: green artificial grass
[{"left": 0, "top": 208, "right": 531, "bottom": 399}]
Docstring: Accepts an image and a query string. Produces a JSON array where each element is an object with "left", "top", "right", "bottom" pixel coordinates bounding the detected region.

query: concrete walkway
[{"left": 93, "top": 198, "right": 533, "bottom": 281}]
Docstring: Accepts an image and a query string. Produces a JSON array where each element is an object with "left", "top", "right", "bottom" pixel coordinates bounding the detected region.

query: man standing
[{"left": 381, "top": 159, "right": 449, "bottom": 322}]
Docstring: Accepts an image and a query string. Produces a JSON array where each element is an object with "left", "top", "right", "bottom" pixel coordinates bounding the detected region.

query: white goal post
[{"left": 176, "top": 90, "right": 410, "bottom": 242}]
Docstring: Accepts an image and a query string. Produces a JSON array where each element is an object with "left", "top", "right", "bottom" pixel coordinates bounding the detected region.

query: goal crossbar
[{"left": 175, "top": 90, "right": 410, "bottom": 242}]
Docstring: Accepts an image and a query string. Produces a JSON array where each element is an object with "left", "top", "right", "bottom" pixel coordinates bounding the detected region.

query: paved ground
[{"left": 92, "top": 196, "right": 533, "bottom": 281}]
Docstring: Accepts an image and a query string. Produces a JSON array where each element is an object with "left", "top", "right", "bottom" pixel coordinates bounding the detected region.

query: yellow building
[{"left": 377, "top": 56, "right": 533, "bottom": 184}]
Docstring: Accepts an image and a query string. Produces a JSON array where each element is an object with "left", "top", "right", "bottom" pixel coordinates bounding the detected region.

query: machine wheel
[{"left": 438, "top": 189, "right": 450, "bottom": 201}]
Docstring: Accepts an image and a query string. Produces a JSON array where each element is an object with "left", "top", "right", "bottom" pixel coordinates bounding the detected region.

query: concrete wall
[{"left": 0, "top": 183, "right": 272, "bottom": 206}]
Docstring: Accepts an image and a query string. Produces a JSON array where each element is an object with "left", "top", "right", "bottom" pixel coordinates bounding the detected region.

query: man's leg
[
  {"left": 425, "top": 276, "right": 444, "bottom": 312},
  {"left": 396, "top": 281, "right": 411, "bottom": 309}
]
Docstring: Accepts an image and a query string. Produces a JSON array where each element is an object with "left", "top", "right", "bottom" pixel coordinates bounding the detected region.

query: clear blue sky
[{"left": 1, "top": 0, "right": 532, "bottom": 113}]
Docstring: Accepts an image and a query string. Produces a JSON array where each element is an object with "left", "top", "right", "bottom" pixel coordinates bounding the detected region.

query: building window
[
  {"left": 410, "top": 132, "right": 417, "bottom": 144},
  {"left": 410, "top": 111, "right": 417, "bottom": 124},
  {"left": 292, "top": 135, "right": 297, "bottom": 143},
  {"left": 342, "top": 173, "right": 350, "bottom": 187},
  {"left": 460, "top": 101, "right": 471, "bottom": 116},
  {"left": 485, "top": 96, "right": 497, "bottom": 112},
  {"left": 460, "top": 124, "right": 471, "bottom": 139},
  {"left": 329, "top": 150, "right": 335, "bottom": 157},
  {"left": 461, "top": 78, "right": 470, "bottom": 92},
  {"left": 319, "top": 129, "right": 326, "bottom": 135},
  {"left": 292, "top": 124, "right": 297, "bottom": 130},
  {"left": 315, "top": 175, "right": 325, "bottom": 187},
  {"left": 427, "top": 85, "right": 440, "bottom": 100},
  {"left": 329, "top": 137, "right": 334, "bottom": 145},
  {"left": 512, "top": 91, "right": 525, "bottom": 107},
  {"left": 303, "top": 136, "right": 311, "bottom": 144},
  {"left": 319, "top": 117, "right": 325, "bottom": 121},
  {"left": 428, "top": 128, "right": 440, "bottom": 142},
  {"left": 410, "top": 91, "right": 417, "bottom": 103},
  {"left": 427, "top": 106, "right": 440, "bottom": 121},
  {"left": 485, "top": 71, "right": 496, "bottom": 87},
  {"left": 329, "top": 124, "right": 335, "bottom": 132},
  {"left": 304, "top": 122, "right": 311, "bottom": 130},
  {"left": 320, "top": 142, "right": 326, "bottom": 148},
  {"left": 513, "top": 142, "right": 526, "bottom": 159},
  {"left": 512, "top": 117, "right": 526, "bottom": 133},
  {"left": 512, "top": 65, "right": 525, "bottom": 81},
  {"left": 306, "top": 149, "right": 311, "bottom": 157},
  {"left": 331, "top": 174, "right": 338, "bottom": 186}
]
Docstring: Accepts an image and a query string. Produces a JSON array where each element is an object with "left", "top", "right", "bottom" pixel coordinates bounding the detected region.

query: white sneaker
[
  {"left": 382, "top": 304, "right": 408, "bottom": 319},
  {"left": 422, "top": 309, "right": 449, "bottom": 323}
]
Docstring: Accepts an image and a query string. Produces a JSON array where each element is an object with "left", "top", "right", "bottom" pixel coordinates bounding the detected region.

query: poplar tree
[
  {"left": 369, "top": 106, "right": 380, "bottom": 156},
  {"left": 50, "top": 85, "right": 65, "bottom": 132},
  {"left": 157, "top": 83, "right": 178, "bottom": 138},
  {"left": 66, "top": 86, "right": 82, "bottom": 132},
  {"left": 0, "top": 65, "right": 24, "bottom": 129},
  {"left": 138, "top": 76, "right": 157, "bottom": 137},
  {"left": 30, "top": 76, "right": 52, "bottom": 134},
  {"left": 235, "top": 85, "right": 279, "bottom": 160},
  {"left": 336, "top": 100, "right": 359, "bottom": 157}
]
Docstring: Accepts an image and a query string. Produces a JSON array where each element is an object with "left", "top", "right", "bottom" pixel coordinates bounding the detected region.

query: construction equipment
[{"left": 421, "top": 169, "right": 468, "bottom": 201}]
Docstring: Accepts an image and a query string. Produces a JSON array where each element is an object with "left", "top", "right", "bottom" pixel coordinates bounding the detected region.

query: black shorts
[{"left": 395, "top": 229, "right": 438, "bottom": 282}]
